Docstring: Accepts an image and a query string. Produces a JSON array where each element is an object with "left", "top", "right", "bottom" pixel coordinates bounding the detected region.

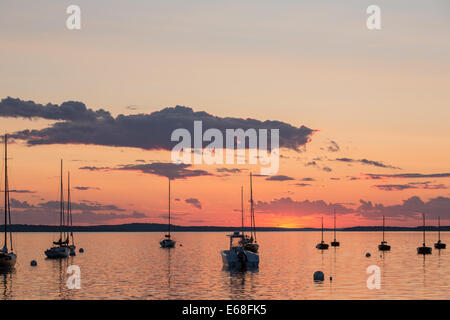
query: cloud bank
[{"left": 1, "top": 97, "right": 315, "bottom": 151}]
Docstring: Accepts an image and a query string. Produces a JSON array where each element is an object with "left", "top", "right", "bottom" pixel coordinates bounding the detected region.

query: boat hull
[
  {"left": 417, "top": 246, "right": 432, "bottom": 255},
  {"left": 160, "top": 239, "right": 176, "bottom": 248},
  {"left": 45, "top": 246, "right": 69, "bottom": 259},
  {"left": 316, "top": 243, "right": 329, "bottom": 250},
  {"left": 331, "top": 241, "right": 340, "bottom": 247},
  {"left": 0, "top": 253, "right": 17, "bottom": 269},
  {"left": 434, "top": 242, "right": 446, "bottom": 249},
  {"left": 378, "top": 244, "right": 391, "bottom": 251},
  {"left": 221, "top": 249, "right": 259, "bottom": 269}
]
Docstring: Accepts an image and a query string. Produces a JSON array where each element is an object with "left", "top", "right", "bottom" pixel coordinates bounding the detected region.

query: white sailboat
[
  {"left": 160, "top": 178, "right": 176, "bottom": 248},
  {"left": 45, "top": 160, "right": 70, "bottom": 259},
  {"left": 221, "top": 187, "right": 259, "bottom": 269},
  {"left": 0, "top": 134, "right": 17, "bottom": 269}
]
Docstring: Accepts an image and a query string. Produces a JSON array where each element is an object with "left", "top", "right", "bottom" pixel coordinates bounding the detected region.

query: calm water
[{"left": 1, "top": 231, "right": 449, "bottom": 300}]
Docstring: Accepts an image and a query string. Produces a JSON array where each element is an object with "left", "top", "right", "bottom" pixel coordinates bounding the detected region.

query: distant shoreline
[{"left": 2, "top": 223, "right": 449, "bottom": 232}]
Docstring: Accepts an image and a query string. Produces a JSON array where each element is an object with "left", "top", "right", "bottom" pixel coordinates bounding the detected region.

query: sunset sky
[{"left": 0, "top": 0, "right": 449, "bottom": 228}]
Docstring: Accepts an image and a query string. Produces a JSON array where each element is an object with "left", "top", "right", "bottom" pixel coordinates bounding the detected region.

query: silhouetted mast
[
  {"left": 168, "top": 178, "right": 171, "bottom": 236},
  {"left": 59, "top": 159, "right": 64, "bottom": 242},
  {"left": 333, "top": 209, "right": 336, "bottom": 241},
  {"left": 68, "top": 172, "right": 74, "bottom": 246},
  {"left": 4, "top": 134, "right": 8, "bottom": 250},
  {"left": 382, "top": 215, "right": 385, "bottom": 242},
  {"left": 321, "top": 216, "right": 324, "bottom": 242},
  {"left": 438, "top": 216, "right": 441, "bottom": 241},
  {"left": 422, "top": 213, "right": 426, "bottom": 246},
  {"left": 250, "top": 172, "right": 256, "bottom": 242}
]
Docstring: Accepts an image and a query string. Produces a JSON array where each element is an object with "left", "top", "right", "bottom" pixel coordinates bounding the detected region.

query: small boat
[
  {"left": 0, "top": 134, "right": 17, "bottom": 270},
  {"left": 417, "top": 213, "right": 432, "bottom": 255},
  {"left": 378, "top": 215, "right": 391, "bottom": 251},
  {"left": 243, "top": 173, "right": 259, "bottom": 253},
  {"left": 316, "top": 217, "right": 329, "bottom": 250},
  {"left": 434, "top": 216, "right": 446, "bottom": 249},
  {"left": 221, "top": 231, "right": 259, "bottom": 269},
  {"left": 45, "top": 160, "right": 70, "bottom": 259},
  {"left": 160, "top": 178, "right": 176, "bottom": 248},
  {"left": 330, "top": 208, "right": 340, "bottom": 247}
]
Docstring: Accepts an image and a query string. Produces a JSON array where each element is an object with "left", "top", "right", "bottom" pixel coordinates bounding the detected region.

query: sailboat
[
  {"left": 67, "top": 172, "right": 76, "bottom": 256},
  {"left": 316, "top": 216, "right": 329, "bottom": 250},
  {"left": 330, "top": 208, "right": 340, "bottom": 247},
  {"left": 221, "top": 187, "right": 259, "bottom": 269},
  {"left": 378, "top": 215, "right": 391, "bottom": 251},
  {"left": 0, "top": 134, "right": 17, "bottom": 269},
  {"left": 160, "top": 178, "right": 176, "bottom": 248},
  {"left": 434, "top": 216, "right": 446, "bottom": 249},
  {"left": 417, "top": 213, "right": 432, "bottom": 255},
  {"left": 242, "top": 173, "right": 259, "bottom": 253},
  {"left": 45, "top": 160, "right": 70, "bottom": 259}
]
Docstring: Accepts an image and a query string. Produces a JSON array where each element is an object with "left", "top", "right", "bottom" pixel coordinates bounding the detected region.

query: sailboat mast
[
  {"left": 382, "top": 215, "right": 385, "bottom": 242},
  {"left": 321, "top": 216, "right": 324, "bottom": 242},
  {"left": 422, "top": 213, "right": 426, "bottom": 245},
  {"left": 333, "top": 208, "right": 336, "bottom": 240},
  {"left": 168, "top": 178, "right": 171, "bottom": 236},
  {"left": 60, "top": 159, "right": 64, "bottom": 241},
  {"left": 4, "top": 134, "right": 8, "bottom": 249},
  {"left": 438, "top": 216, "right": 441, "bottom": 241},
  {"left": 250, "top": 172, "right": 256, "bottom": 241},
  {"left": 241, "top": 186, "right": 244, "bottom": 234},
  {"left": 68, "top": 171, "right": 74, "bottom": 245}
]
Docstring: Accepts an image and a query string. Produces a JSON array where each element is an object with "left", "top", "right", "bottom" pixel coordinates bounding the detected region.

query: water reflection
[
  {"left": 224, "top": 267, "right": 259, "bottom": 299},
  {"left": 1, "top": 232, "right": 449, "bottom": 299},
  {"left": 0, "top": 269, "right": 14, "bottom": 300}
]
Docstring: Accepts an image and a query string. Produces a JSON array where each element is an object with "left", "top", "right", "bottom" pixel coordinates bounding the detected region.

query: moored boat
[
  {"left": 0, "top": 134, "right": 17, "bottom": 270},
  {"left": 160, "top": 178, "right": 176, "bottom": 248}
]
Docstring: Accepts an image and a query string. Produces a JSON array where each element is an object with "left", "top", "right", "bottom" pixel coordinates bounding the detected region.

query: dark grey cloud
[
  {"left": 79, "top": 166, "right": 111, "bottom": 171},
  {"left": 0, "top": 189, "right": 35, "bottom": 193},
  {"left": 301, "top": 177, "right": 315, "bottom": 181},
  {"left": 255, "top": 197, "right": 353, "bottom": 216},
  {"left": 294, "top": 183, "right": 311, "bottom": 187},
  {"left": 216, "top": 168, "right": 244, "bottom": 174},
  {"left": 8, "top": 198, "right": 145, "bottom": 224},
  {"left": 79, "top": 162, "right": 212, "bottom": 180},
  {"left": 335, "top": 158, "right": 400, "bottom": 169},
  {"left": 374, "top": 182, "right": 447, "bottom": 191},
  {"left": 322, "top": 166, "right": 332, "bottom": 172},
  {"left": 357, "top": 196, "right": 450, "bottom": 220},
  {"left": 266, "top": 175, "right": 294, "bottom": 181},
  {"left": 1, "top": 97, "right": 315, "bottom": 151},
  {"left": 116, "top": 163, "right": 212, "bottom": 180},
  {"left": 366, "top": 173, "right": 450, "bottom": 179},
  {"left": 73, "top": 186, "right": 100, "bottom": 191},
  {"left": 327, "top": 140, "right": 340, "bottom": 152},
  {"left": 185, "top": 198, "right": 202, "bottom": 209}
]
